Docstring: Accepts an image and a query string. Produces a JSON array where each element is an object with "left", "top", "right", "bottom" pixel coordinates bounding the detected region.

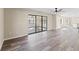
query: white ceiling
[
  {"left": 29, "top": 8, "right": 79, "bottom": 17},
  {"left": 62, "top": 8, "right": 79, "bottom": 17}
]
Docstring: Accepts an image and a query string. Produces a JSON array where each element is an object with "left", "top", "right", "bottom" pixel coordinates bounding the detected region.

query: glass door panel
[
  {"left": 36, "top": 16, "right": 42, "bottom": 32},
  {"left": 28, "top": 16, "right": 35, "bottom": 34},
  {"left": 43, "top": 16, "right": 47, "bottom": 31}
]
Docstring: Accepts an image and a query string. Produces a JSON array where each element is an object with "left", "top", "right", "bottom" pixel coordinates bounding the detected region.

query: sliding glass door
[
  {"left": 28, "top": 15, "right": 47, "bottom": 34},
  {"left": 28, "top": 16, "right": 36, "bottom": 34},
  {"left": 42, "top": 16, "right": 47, "bottom": 31},
  {"left": 36, "top": 16, "right": 42, "bottom": 32}
]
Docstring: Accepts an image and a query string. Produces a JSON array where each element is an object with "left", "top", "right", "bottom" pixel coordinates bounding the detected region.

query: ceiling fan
[
  {"left": 55, "top": 8, "right": 63, "bottom": 12},
  {"left": 50, "top": 8, "right": 64, "bottom": 15}
]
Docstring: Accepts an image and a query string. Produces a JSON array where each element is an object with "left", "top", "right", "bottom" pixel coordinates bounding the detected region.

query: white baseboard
[{"left": 4, "top": 34, "right": 28, "bottom": 40}]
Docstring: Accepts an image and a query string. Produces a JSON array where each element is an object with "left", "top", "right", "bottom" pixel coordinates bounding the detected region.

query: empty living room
[
  {"left": 1, "top": 0, "right": 79, "bottom": 59},
  {"left": 0, "top": 8, "right": 79, "bottom": 51}
]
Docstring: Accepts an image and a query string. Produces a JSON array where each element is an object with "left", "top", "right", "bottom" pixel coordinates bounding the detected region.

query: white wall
[
  {"left": 56, "top": 14, "right": 61, "bottom": 29},
  {"left": 70, "top": 17, "right": 79, "bottom": 27},
  {"left": 56, "top": 15, "right": 63, "bottom": 29},
  {"left": 0, "top": 9, "right": 4, "bottom": 50},
  {"left": 71, "top": 17, "right": 79, "bottom": 24},
  {"left": 61, "top": 16, "right": 79, "bottom": 27},
  {"left": 4, "top": 8, "right": 55, "bottom": 40},
  {"left": 4, "top": 9, "right": 28, "bottom": 40},
  {"left": 56, "top": 14, "right": 73, "bottom": 29},
  {"left": 52, "top": 14, "right": 56, "bottom": 29}
]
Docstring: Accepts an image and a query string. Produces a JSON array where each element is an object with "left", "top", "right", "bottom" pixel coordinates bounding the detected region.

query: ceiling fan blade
[{"left": 58, "top": 9, "right": 63, "bottom": 12}]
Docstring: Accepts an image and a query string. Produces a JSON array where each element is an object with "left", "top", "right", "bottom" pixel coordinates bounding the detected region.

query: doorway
[{"left": 28, "top": 15, "right": 47, "bottom": 34}]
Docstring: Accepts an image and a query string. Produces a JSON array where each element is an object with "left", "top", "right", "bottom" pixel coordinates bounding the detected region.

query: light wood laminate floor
[{"left": 2, "top": 26, "right": 79, "bottom": 51}]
